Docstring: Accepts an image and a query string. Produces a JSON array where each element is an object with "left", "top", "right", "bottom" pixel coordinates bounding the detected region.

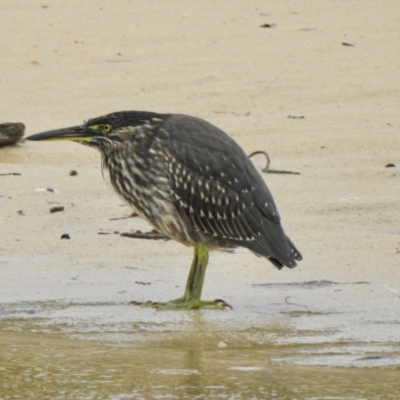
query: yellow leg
[{"left": 131, "top": 244, "right": 231, "bottom": 310}]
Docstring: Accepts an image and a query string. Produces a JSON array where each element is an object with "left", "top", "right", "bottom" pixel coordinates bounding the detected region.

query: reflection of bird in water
[{"left": 28, "top": 111, "right": 302, "bottom": 309}]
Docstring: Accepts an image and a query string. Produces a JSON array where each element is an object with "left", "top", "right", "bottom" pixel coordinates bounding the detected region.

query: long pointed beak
[{"left": 27, "top": 125, "right": 97, "bottom": 142}]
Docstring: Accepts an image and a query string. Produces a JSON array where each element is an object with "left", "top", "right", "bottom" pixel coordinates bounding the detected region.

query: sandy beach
[{"left": 1, "top": 1, "right": 400, "bottom": 398}]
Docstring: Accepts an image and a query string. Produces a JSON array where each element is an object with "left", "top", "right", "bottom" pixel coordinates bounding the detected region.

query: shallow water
[
  {"left": 1, "top": 254, "right": 400, "bottom": 399},
  {"left": 1, "top": 305, "right": 400, "bottom": 399},
  {"left": 1, "top": 333, "right": 399, "bottom": 400}
]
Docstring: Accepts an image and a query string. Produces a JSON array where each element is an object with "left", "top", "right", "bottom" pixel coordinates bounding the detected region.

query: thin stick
[{"left": 248, "top": 150, "right": 300, "bottom": 175}]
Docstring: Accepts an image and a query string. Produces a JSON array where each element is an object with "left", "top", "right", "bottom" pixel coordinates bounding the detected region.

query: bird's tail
[{"left": 238, "top": 226, "right": 302, "bottom": 270}]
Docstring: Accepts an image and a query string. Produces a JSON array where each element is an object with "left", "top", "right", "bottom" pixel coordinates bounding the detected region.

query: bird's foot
[{"left": 130, "top": 298, "right": 232, "bottom": 310}]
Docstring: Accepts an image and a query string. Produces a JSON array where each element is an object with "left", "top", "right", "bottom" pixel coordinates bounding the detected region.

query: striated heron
[{"left": 27, "top": 111, "right": 302, "bottom": 310}]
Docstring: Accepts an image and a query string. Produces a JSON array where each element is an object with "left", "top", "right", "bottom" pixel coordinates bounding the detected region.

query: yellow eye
[{"left": 103, "top": 124, "right": 112, "bottom": 133}]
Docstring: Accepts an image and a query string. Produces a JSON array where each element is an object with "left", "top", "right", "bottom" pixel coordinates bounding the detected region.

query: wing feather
[{"left": 161, "top": 114, "right": 301, "bottom": 268}]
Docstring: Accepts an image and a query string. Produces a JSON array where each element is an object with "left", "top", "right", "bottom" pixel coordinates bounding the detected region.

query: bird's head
[{"left": 27, "top": 111, "right": 167, "bottom": 150}]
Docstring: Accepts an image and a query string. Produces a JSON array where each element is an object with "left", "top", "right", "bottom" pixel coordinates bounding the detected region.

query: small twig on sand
[
  {"left": 383, "top": 285, "right": 400, "bottom": 295},
  {"left": 110, "top": 211, "right": 139, "bottom": 220},
  {"left": 248, "top": 150, "right": 300, "bottom": 175},
  {"left": 121, "top": 229, "right": 169, "bottom": 240}
]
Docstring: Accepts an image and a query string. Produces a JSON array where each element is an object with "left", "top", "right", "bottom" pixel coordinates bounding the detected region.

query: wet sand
[{"left": 1, "top": 0, "right": 400, "bottom": 398}]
